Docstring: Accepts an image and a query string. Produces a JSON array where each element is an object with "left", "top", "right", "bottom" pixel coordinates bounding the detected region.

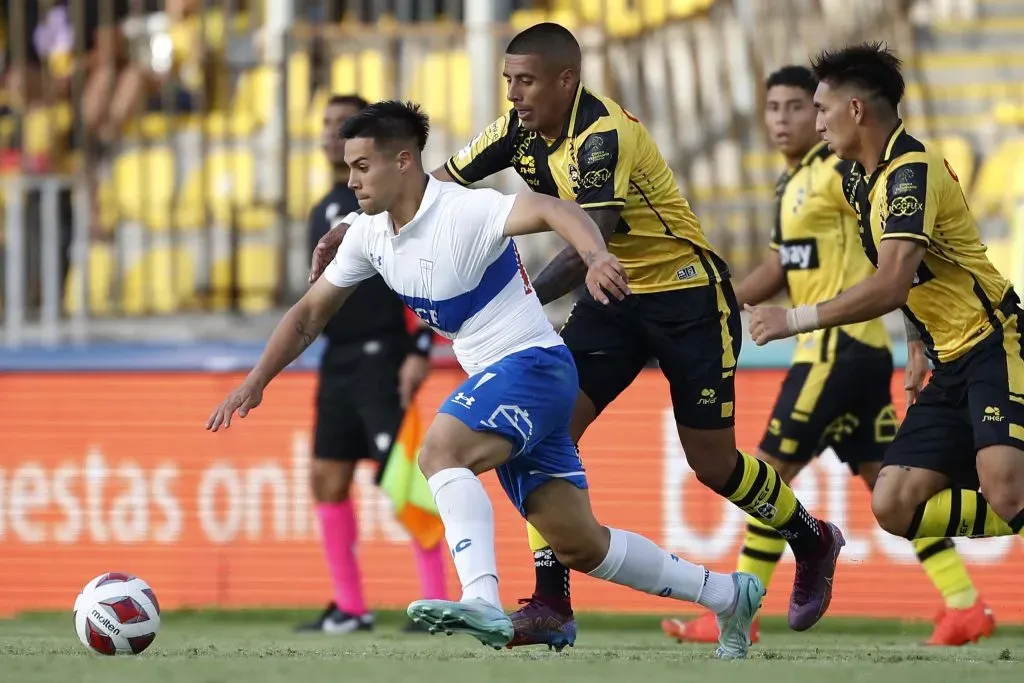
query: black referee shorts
[{"left": 314, "top": 336, "right": 407, "bottom": 480}]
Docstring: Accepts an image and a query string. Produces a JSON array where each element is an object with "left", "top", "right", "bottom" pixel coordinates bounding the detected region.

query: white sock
[
  {"left": 588, "top": 527, "right": 737, "bottom": 614},
  {"left": 427, "top": 468, "right": 501, "bottom": 609}
]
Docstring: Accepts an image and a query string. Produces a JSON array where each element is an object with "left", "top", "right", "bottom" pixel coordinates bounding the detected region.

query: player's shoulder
[
  {"left": 886, "top": 125, "right": 947, "bottom": 176},
  {"left": 573, "top": 87, "right": 641, "bottom": 139}
]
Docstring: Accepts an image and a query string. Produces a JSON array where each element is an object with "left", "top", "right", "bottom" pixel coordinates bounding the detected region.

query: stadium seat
[
  {"left": 209, "top": 242, "right": 279, "bottom": 314},
  {"left": 63, "top": 244, "right": 115, "bottom": 316},
  {"left": 407, "top": 50, "right": 473, "bottom": 140},
  {"left": 287, "top": 149, "right": 333, "bottom": 221},
  {"left": 331, "top": 50, "right": 390, "bottom": 105},
  {"left": 923, "top": 135, "right": 975, "bottom": 192},
  {"left": 99, "top": 146, "right": 177, "bottom": 231},
  {"left": 970, "top": 139, "right": 1024, "bottom": 220},
  {"left": 121, "top": 244, "right": 198, "bottom": 315},
  {"left": 177, "top": 149, "right": 273, "bottom": 230}
]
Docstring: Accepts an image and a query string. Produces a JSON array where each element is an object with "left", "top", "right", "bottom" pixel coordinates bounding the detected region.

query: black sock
[{"left": 534, "top": 547, "right": 572, "bottom": 610}]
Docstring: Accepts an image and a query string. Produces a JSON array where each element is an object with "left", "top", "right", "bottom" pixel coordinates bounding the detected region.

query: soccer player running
[
  {"left": 663, "top": 65, "right": 995, "bottom": 648},
  {"left": 311, "top": 23, "right": 845, "bottom": 651},
  {"left": 748, "top": 42, "right": 1024, "bottom": 579},
  {"left": 295, "top": 94, "right": 448, "bottom": 635},
  {"left": 208, "top": 100, "right": 766, "bottom": 660}
]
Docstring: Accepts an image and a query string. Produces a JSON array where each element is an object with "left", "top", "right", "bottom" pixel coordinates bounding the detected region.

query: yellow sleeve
[
  {"left": 879, "top": 155, "right": 936, "bottom": 246},
  {"left": 444, "top": 112, "right": 516, "bottom": 186},
  {"left": 573, "top": 118, "right": 634, "bottom": 210}
]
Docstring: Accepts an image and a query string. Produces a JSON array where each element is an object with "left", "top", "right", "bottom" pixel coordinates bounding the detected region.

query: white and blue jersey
[{"left": 323, "top": 176, "right": 587, "bottom": 514}]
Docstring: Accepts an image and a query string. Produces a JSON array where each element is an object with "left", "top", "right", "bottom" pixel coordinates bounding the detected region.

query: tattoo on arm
[
  {"left": 904, "top": 314, "right": 922, "bottom": 342},
  {"left": 532, "top": 209, "right": 619, "bottom": 305},
  {"left": 295, "top": 320, "right": 315, "bottom": 348}
]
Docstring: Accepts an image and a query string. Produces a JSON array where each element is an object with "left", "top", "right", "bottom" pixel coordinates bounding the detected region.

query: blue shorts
[{"left": 437, "top": 344, "right": 587, "bottom": 516}]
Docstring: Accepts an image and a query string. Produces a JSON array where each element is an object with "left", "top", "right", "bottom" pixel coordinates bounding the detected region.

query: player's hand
[
  {"left": 308, "top": 222, "right": 349, "bottom": 283},
  {"left": 584, "top": 251, "right": 630, "bottom": 304},
  {"left": 398, "top": 353, "right": 430, "bottom": 409},
  {"left": 904, "top": 340, "right": 929, "bottom": 407},
  {"left": 745, "top": 304, "right": 793, "bottom": 345},
  {"left": 206, "top": 379, "right": 264, "bottom": 432}
]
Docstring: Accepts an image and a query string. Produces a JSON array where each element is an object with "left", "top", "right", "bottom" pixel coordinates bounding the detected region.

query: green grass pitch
[{"left": 2, "top": 610, "right": 1021, "bottom": 682}]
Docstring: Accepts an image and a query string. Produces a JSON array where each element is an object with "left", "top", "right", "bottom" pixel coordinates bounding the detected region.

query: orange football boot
[
  {"left": 661, "top": 611, "right": 761, "bottom": 645},
  {"left": 925, "top": 598, "right": 996, "bottom": 646}
]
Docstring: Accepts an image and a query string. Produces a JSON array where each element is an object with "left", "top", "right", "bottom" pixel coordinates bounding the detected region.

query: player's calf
[{"left": 977, "top": 445, "right": 1024, "bottom": 531}]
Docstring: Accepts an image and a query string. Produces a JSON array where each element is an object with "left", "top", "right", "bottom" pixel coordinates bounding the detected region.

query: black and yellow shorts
[
  {"left": 559, "top": 280, "right": 742, "bottom": 430},
  {"left": 884, "top": 315, "right": 1024, "bottom": 490},
  {"left": 758, "top": 349, "right": 897, "bottom": 473}
]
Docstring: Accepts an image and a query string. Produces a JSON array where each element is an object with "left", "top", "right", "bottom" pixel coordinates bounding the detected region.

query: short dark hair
[
  {"left": 811, "top": 42, "right": 905, "bottom": 110},
  {"left": 339, "top": 100, "right": 430, "bottom": 152},
  {"left": 327, "top": 94, "right": 369, "bottom": 110},
  {"left": 765, "top": 65, "right": 817, "bottom": 96},
  {"left": 505, "top": 22, "right": 581, "bottom": 71}
]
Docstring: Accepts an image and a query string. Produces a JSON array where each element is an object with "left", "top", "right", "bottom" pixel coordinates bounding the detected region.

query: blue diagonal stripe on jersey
[{"left": 397, "top": 240, "right": 520, "bottom": 334}]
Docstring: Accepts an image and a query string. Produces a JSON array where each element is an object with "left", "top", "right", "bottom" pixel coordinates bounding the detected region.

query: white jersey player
[{"left": 206, "top": 101, "right": 764, "bottom": 659}]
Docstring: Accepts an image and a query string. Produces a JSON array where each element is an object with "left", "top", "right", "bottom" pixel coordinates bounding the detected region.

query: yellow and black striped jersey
[
  {"left": 444, "top": 84, "right": 729, "bottom": 293},
  {"left": 842, "top": 122, "right": 1014, "bottom": 364},
  {"left": 772, "top": 142, "right": 892, "bottom": 363}
]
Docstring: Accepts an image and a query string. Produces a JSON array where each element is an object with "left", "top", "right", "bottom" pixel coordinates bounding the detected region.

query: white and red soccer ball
[{"left": 73, "top": 572, "right": 161, "bottom": 655}]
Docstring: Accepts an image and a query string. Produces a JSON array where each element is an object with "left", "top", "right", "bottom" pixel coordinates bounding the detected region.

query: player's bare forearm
[
  {"left": 735, "top": 251, "right": 786, "bottom": 307},
  {"left": 531, "top": 208, "right": 620, "bottom": 305},
  {"left": 248, "top": 280, "right": 353, "bottom": 388},
  {"left": 903, "top": 313, "right": 922, "bottom": 342},
  {"left": 431, "top": 166, "right": 456, "bottom": 183},
  {"left": 814, "top": 239, "right": 923, "bottom": 329}
]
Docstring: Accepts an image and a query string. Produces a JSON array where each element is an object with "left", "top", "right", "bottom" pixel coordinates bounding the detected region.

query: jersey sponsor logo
[
  {"left": 581, "top": 168, "right": 611, "bottom": 189},
  {"left": 778, "top": 238, "right": 820, "bottom": 270},
  {"left": 676, "top": 264, "right": 698, "bottom": 281},
  {"left": 583, "top": 134, "right": 610, "bottom": 166}
]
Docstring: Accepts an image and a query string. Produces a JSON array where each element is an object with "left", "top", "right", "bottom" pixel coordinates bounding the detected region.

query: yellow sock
[
  {"left": 912, "top": 538, "right": 977, "bottom": 609},
  {"left": 737, "top": 516, "right": 786, "bottom": 588},
  {"left": 908, "top": 489, "right": 1020, "bottom": 538},
  {"left": 720, "top": 450, "right": 822, "bottom": 554},
  {"left": 526, "top": 522, "right": 549, "bottom": 552}
]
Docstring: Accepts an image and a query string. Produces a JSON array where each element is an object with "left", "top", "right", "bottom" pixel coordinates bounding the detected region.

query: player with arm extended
[
  {"left": 209, "top": 100, "right": 766, "bottom": 660},
  {"left": 295, "top": 94, "right": 447, "bottom": 636},
  {"left": 748, "top": 42, "right": 1024, "bottom": 558},
  {"left": 663, "top": 66, "right": 993, "bottom": 649},
  {"left": 310, "top": 23, "right": 844, "bottom": 652}
]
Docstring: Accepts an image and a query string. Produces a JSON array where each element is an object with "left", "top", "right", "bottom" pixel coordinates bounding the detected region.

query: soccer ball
[{"left": 73, "top": 572, "right": 161, "bottom": 655}]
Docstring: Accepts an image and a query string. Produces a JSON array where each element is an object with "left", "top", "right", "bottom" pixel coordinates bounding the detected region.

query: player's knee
[
  {"left": 870, "top": 483, "right": 916, "bottom": 538},
  {"left": 310, "top": 460, "right": 353, "bottom": 503},
  {"left": 549, "top": 525, "right": 610, "bottom": 574},
  {"left": 976, "top": 446, "right": 1024, "bottom": 522}
]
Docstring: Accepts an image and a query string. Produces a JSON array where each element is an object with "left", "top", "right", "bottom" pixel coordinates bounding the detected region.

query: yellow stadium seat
[
  {"left": 924, "top": 135, "right": 976, "bottom": 192},
  {"left": 288, "top": 150, "right": 333, "bottom": 221},
  {"left": 986, "top": 237, "right": 1014, "bottom": 282},
  {"left": 209, "top": 242, "right": 279, "bottom": 314},
  {"left": 177, "top": 149, "right": 269, "bottom": 229},
  {"left": 408, "top": 50, "right": 473, "bottom": 139},
  {"left": 100, "top": 147, "right": 177, "bottom": 230},
  {"left": 121, "top": 245, "right": 197, "bottom": 315},
  {"left": 331, "top": 50, "right": 390, "bottom": 104},
  {"left": 63, "top": 244, "right": 115, "bottom": 316},
  {"left": 970, "top": 139, "right": 1024, "bottom": 220},
  {"left": 22, "top": 104, "right": 72, "bottom": 157}
]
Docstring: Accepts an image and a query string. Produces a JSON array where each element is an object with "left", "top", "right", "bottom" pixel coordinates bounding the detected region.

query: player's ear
[
  {"left": 396, "top": 148, "right": 414, "bottom": 172},
  {"left": 850, "top": 96, "right": 866, "bottom": 125},
  {"left": 559, "top": 67, "right": 577, "bottom": 90}
]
